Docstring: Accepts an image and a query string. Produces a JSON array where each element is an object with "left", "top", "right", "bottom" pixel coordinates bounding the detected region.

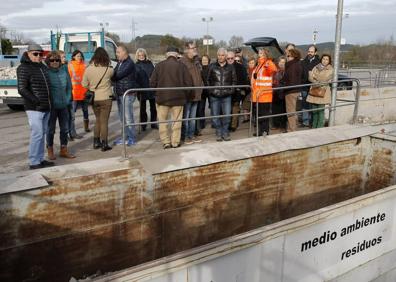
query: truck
[{"left": 0, "top": 30, "right": 117, "bottom": 110}]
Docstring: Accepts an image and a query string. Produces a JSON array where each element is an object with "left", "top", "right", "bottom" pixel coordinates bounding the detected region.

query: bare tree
[
  {"left": 217, "top": 40, "right": 228, "bottom": 48},
  {"left": 228, "top": 35, "right": 244, "bottom": 48}
]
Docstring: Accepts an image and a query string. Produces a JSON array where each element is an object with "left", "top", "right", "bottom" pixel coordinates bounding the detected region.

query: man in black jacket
[
  {"left": 112, "top": 45, "right": 138, "bottom": 146},
  {"left": 301, "top": 45, "right": 320, "bottom": 127},
  {"left": 207, "top": 48, "right": 237, "bottom": 141},
  {"left": 17, "top": 44, "right": 55, "bottom": 169}
]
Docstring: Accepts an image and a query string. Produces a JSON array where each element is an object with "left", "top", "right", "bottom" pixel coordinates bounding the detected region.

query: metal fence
[
  {"left": 121, "top": 79, "right": 361, "bottom": 159},
  {"left": 339, "top": 68, "right": 396, "bottom": 88}
]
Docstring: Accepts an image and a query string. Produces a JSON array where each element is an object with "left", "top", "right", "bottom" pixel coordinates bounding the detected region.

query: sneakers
[
  {"left": 193, "top": 136, "right": 202, "bottom": 143},
  {"left": 163, "top": 143, "right": 171, "bottom": 150},
  {"left": 216, "top": 136, "right": 223, "bottom": 142},
  {"left": 223, "top": 136, "right": 231, "bottom": 141},
  {"left": 185, "top": 138, "right": 194, "bottom": 145},
  {"left": 29, "top": 160, "right": 55, "bottom": 170},
  {"left": 113, "top": 137, "right": 126, "bottom": 146},
  {"left": 127, "top": 138, "right": 136, "bottom": 147},
  {"left": 41, "top": 160, "right": 55, "bottom": 167}
]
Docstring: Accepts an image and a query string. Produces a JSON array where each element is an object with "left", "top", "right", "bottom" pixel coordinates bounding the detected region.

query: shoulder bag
[{"left": 86, "top": 66, "right": 109, "bottom": 104}]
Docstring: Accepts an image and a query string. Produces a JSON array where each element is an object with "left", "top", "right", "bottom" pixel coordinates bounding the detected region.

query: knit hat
[{"left": 27, "top": 44, "right": 43, "bottom": 52}]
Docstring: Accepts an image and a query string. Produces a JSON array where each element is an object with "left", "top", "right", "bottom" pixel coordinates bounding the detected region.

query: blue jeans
[
  {"left": 26, "top": 111, "right": 50, "bottom": 165},
  {"left": 70, "top": 100, "right": 89, "bottom": 136},
  {"left": 301, "top": 90, "right": 311, "bottom": 126},
  {"left": 46, "top": 108, "right": 70, "bottom": 147},
  {"left": 183, "top": 101, "right": 198, "bottom": 139},
  {"left": 116, "top": 94, "right": 136, "bottom": 141},
  {"left": 210, "top": 96, "right": 232, "bottom": 138}
]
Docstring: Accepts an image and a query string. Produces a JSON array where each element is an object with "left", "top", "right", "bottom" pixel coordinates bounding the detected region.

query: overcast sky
[{"left": 1, "top": 0, "right": 395, "bottom": 45}]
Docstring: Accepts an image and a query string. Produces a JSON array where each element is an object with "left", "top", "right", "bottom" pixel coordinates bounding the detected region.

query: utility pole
[
  {"left": 131, "top": 18, "right": 138, "bottom": 51},
  {"left": 329, "top": 0, "right": 344, "bottom": 126},
  {"left": 0, "top": 25, "right": 4, "bottom": 56}
]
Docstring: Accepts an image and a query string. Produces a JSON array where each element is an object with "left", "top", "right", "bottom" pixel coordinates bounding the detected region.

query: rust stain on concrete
[{"left": 0, "top": 137, "right": 395, "bottom": 281}]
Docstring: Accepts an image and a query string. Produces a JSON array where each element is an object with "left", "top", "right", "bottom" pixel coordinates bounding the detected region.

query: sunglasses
[
  {"left": 32, "top": 52, "right": 43, "bottom": 57},
  {"left": 227, "top": 57, "right": 235, "bottom": 60},
  {"left": 49, "top": 59, "right": 61, "bottom": 62},
  {"left": 235, "top": 59, "right": 241, "bottom": 62}
]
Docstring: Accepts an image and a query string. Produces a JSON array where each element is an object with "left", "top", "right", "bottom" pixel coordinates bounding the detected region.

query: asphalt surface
[{"left": 0, "top": 102, "right": 265, "bottom": 174}]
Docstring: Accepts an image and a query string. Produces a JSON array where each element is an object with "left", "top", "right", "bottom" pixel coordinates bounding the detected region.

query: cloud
[{"left": 1, "top": 0, "right": 395, "bottom": 44}]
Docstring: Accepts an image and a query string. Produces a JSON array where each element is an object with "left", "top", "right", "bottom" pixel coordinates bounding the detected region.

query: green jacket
[{"left": 47, "top": 66, "right": 72, "bottom": 109}]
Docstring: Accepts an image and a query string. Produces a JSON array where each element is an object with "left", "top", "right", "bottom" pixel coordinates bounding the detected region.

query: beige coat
[
  {"left": 82, "top": 65, "right": 114, "bottom": 101},
  {"left": 307, "top": 64, "right": 334, "bottom": 105}
]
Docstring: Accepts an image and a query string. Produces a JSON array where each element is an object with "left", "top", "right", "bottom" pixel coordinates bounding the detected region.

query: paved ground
[{"left": 1, "top": 102, "right": 300, "bottom": 175}]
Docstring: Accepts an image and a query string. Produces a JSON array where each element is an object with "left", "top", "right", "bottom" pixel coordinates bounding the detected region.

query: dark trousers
[
  {"left": 93, "top": 100, "right": 112, "bottom": 140},
  {"left": 257, "top": 103, "right": 271, "bottom": 135},
  {"left": 272, "top": 98, "right": 287, "bottom": 129},
  {"left": 140, "top": 98, "right": 157, "bottom": 128},
  {"left": 196, "top": 95, "right": 208, "bottom": 133},
  {"left": 46, "top": 107, "right": 69, "bottom": 147}
]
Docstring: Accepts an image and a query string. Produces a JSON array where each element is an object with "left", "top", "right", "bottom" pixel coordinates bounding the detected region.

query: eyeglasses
[
  {"left": 49, "top": 59, "right": 61, "bottom": 62},
  {"left": 32, "top": 52, "right": 43, "bottom": 57},
  {"left": 227, "top": 57, "right": 235, "bottom": 60}
]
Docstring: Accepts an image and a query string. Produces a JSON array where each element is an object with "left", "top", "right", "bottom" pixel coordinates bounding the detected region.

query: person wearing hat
[
  {"left": 234, "top": 47, "right": 248, "bottom": 69},
  {"left": 150, "top": 46, "right": 193, "bottom": 149},
  {"left": 17, "top": 44, "right": 55, "bottom": 169}
]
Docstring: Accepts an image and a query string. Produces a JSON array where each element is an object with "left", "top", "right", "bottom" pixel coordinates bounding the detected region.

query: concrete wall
[
  {"left": 0, "top": 128, "right": 395, "bottom": 281},
  {"left": 335, "top": 86, "right": 396, "bottom": 125}
]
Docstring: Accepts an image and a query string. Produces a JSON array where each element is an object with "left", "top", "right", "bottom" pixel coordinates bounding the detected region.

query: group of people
[{"left": 17, "top": 40, "right": 334, "bottom": 169}]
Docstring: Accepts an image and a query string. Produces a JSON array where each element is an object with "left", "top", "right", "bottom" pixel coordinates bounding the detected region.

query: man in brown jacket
[
  {"left": 179, "top": 41, "right": 204, "bottom": 144},
  {"left": 150, "top": 46, "right": 193, "bottom": 149}
]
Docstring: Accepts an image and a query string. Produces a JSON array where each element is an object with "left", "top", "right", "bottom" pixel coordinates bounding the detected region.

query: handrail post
[
  {"left": 122, "top": 90, "right": 128, "bottom": 160},
  {"left": 352, "top": 79, "right": 361, "bottom": 124},
  {"left": 248, "top": 99, "right": 252, "bottom": 137},
  {"left": 256, "top": 100, "right": 259, "bottom": 137}
]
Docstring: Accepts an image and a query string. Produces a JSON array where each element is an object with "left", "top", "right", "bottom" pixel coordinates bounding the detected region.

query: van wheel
[{"left": 7, "top": 104, "right": 25, "bottom": 111}]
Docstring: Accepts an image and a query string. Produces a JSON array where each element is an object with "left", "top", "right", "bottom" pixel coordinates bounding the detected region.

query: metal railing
[{"left": 121, "top": 78, "right": 361, "bottom": 159}]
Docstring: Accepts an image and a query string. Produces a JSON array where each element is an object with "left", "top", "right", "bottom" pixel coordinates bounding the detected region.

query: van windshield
[{"left": 64, "top": 41, "right": 97, "bottom": 53}]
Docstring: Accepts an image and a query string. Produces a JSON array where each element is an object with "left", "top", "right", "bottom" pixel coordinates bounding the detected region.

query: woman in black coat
[{"left": 135, "top": 48, "right": 157, "bottom": 130}]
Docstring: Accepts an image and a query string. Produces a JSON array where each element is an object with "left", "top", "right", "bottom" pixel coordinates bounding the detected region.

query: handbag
[
  {"left": 86, "top": 66, "right": 109, "bottom": 104},
  {"left": 309, "top": 85, "right": 326, "bottom": 98}
]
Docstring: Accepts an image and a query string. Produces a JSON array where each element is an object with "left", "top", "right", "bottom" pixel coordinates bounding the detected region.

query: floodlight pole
[{"left": 329, "top": 0, "right": 344, "bottom": 126}]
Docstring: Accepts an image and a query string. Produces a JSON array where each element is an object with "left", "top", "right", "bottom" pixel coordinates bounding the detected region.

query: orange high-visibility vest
[
  {"left": 68, "top": 61, "right": 87, "bottom": 101},
  {"left": 251, "top": 58, "right": 277, "bottom": 103}
]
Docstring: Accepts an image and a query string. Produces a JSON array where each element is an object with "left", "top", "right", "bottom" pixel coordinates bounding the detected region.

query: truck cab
[
  {"left": 51, "top": 30, "right": 118, "bottom": 66},
  {"left": 0, "top": 31, "right": 118, "bottom": 110}
]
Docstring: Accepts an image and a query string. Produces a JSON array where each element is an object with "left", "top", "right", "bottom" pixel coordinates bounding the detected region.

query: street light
[
  {"left": 313, "top": 29, "right": 319, "bottom": 45},
  {"left": 202, "top": 17, "right": 213, "bottom": 56},
  {"left": 99, "top": 22, "right": 109, "bottom": 33}
]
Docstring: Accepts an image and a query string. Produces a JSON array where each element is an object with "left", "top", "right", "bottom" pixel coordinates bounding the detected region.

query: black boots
[
  {"left": 101, "top": 139, "right": 112, "bottom": 151},
  {"left": 93, "top": 137, "right": 102, "bottom": 149},
  {"left": 94, "top": 137, "right": 111, "bottom": 151}
]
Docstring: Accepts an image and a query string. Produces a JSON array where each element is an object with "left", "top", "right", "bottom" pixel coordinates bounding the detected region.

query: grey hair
[
  {"left": 217, "top": 47, "right": 227, "bottom": 55},
  {"left": 135, "top": 48, "right": 148, "bottom": 60}
]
